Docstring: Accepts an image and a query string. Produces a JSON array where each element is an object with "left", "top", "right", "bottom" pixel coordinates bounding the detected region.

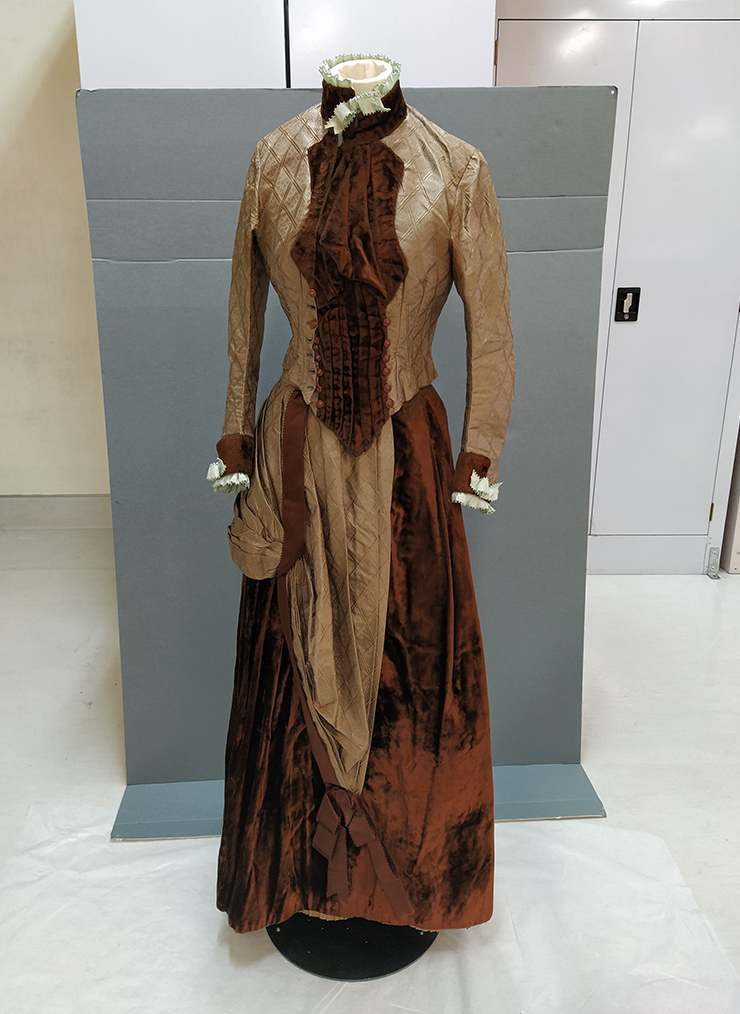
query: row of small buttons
[
  {"left": 306, "top": 287, "right": 325, "bottom": 407},
  {"left": 383, "top": 315, "right": 393, "bottom": 408},
  {"left": 314, "top": 335, "right": 324, "bottom": 407}
]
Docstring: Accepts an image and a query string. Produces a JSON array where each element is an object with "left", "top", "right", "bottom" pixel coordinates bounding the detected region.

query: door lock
[{"left": 615, "top": 287, "right": 641, "bottom": 321}]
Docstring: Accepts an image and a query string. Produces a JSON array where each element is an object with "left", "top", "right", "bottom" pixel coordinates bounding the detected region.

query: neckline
[{"left": 319, "top": 53, "right": 405, "bottom": 137}]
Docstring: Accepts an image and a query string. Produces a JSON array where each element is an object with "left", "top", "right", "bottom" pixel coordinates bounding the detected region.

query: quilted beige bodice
[{"left": 222, "top": 101, "right": 516, "bottom": 484}]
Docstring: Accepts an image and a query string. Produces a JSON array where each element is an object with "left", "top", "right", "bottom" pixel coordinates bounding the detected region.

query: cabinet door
[
  {"left": 496, "top": 18, "right": 638, "bottom": 505},
  {"left": 498, "top": 18, "right": 740, "bottom": 547},
  {"left": 590, "top": 20, "right": 740, "bottom": 536}
]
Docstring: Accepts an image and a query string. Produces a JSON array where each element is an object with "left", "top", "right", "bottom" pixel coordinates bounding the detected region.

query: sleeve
[
  {"left": 449, "top": 149, "right": 516, "bottom": 515},
  {"left": 206, "top": 143, "right": 270, "bottom": 494}
]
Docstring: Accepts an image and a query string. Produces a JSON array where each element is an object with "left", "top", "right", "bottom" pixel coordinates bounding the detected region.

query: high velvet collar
[{"left": 320, "top": 79, "right": 408, "bottom": 145}]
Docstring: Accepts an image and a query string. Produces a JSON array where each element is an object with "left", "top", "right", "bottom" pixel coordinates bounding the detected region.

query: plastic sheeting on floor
[{"left": 0, "top": 802, "right": 738, "bottom": 1014}]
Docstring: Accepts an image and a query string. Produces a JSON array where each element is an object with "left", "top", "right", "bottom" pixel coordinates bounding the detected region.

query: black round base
[{"left": 266, "top": 913, "right": 438, "bottom": 980}]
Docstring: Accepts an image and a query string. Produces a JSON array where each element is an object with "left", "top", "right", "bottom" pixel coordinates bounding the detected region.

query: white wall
[
  {"left": 73, "top": 0, "right": 497, "bottom": 90},
  {"left": 289, "top": 1, "right": 495, "bottom": 88},
  {"left": 496, "top": 0, "right": 739, "bottom": 16},
  {"left": 73, "top": 0, "right": 285, "bottom": 89}
]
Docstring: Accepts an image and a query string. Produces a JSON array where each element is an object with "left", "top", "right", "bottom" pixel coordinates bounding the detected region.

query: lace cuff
[
  {"left": 206, "top": 458, "right": 251, "bottom": 494},
  {"left": 451, "top": 469, "right": 501, "bottom": 515}
]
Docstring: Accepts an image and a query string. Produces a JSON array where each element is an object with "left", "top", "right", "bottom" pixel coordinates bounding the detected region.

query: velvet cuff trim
[
  {"left": 452, "top": 451, "right": 493, "bottom": 495},
  {"left": 217, "top": 433, "right": 255, "bottom": 478},
  {"left": 451, "top": 452, "right": 501, "bottom": 516}
]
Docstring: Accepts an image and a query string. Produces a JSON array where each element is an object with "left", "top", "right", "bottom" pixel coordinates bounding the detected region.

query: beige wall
[{"left": 0, "top": 0, "right": 109, "bottom": 495}]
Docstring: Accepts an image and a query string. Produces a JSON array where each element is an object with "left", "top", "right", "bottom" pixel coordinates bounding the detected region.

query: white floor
[
  {"left": 1, "top": 515, "right": 739, "bottom": 993},
  {"left": 3, "top": 800, "right": 739, "bottom": 1013}
]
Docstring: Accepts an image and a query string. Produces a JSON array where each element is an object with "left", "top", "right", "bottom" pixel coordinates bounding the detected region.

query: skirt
[{"left": 216, "top": 384, "right": 494, "bottom": 931}]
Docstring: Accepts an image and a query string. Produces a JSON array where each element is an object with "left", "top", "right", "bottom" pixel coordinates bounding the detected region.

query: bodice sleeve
[
  {"left": 212, "top": 144, "right": 270, "bottom": 490},
  {"left": 449, "top": 149, "right": 516, "bottom": 513}
]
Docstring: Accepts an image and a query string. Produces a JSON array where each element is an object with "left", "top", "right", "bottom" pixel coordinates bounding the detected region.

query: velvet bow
[{"left": 313, "top": 784, "right": 414, "bottom": 920}]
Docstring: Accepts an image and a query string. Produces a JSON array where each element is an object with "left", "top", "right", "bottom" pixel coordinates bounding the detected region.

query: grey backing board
[
  {"left": 111, "top": 765, "right": 605, "bottom": 840},
  {"left": 77, "top": 85, "right": 616, "bottom": 816}
]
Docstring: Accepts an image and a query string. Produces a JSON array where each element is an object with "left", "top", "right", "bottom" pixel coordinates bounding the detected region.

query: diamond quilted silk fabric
[{"left": 213, "top": 60, "right": 516, "bottom": 932}]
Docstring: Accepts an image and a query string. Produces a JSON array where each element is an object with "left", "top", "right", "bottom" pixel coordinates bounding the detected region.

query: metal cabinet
[{"left": 497, "top": 7, "right": 740, "bottom": 574}]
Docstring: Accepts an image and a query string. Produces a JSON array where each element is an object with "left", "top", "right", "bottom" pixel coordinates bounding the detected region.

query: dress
[{"left": 209, "top": 56, "right": 516, "bottom": 933}]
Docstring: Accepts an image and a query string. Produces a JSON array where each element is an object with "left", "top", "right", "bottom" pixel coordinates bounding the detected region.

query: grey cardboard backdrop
[{"left": 77, "top": 86, "right": 615, "bottom": 792}]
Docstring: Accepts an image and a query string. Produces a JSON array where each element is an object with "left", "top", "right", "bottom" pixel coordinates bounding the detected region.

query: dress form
[
  {"left": 264, "top": 54, "right": 438, "bottom": 981},
  {"left": 330, "top": 57, "right": 393, "bottom": 93}
]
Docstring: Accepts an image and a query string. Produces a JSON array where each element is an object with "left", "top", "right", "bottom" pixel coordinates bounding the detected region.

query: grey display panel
[{"left": 77, "top": 85, "right": 615, "bottom": 826}]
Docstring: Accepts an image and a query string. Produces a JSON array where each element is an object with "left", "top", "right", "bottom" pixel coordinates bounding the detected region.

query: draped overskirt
[{"left": 216, "top": 384, "right": 495, "bottom": 931}]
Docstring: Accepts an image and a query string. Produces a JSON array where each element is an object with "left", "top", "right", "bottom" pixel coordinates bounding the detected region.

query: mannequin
[
  {"left": 265, "top": 56, "right": 438, "bottom": 980},
  {"left": 330, "top": 57, "right": 393, "bottom": 93}
]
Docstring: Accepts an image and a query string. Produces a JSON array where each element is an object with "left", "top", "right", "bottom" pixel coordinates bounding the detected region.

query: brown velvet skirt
[{"left": 216, "top": 385, "right": 494, "bottom": 931}]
